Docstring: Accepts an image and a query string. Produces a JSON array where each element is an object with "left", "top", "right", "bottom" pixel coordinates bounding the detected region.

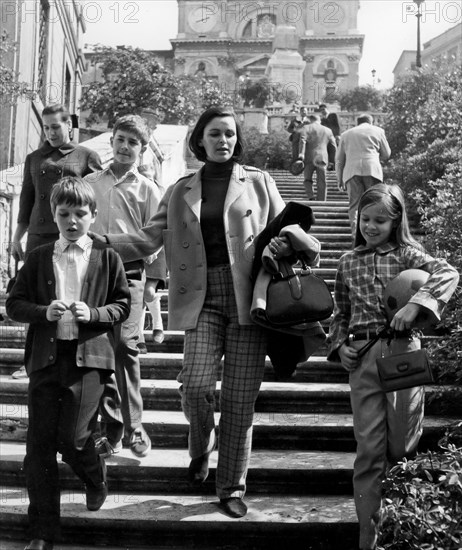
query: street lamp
[
  {"left": 371, "top": 69, "right": 377, "bottom": 88},
  {"left": 413, "top": 0, "right": 425, "bottom": 68}
]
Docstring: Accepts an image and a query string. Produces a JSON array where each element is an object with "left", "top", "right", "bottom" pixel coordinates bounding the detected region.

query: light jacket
[
  {"left": 335, "top": 123, "right": 391, "bottom": 185},
  {"left": 106, "top": 163, "right": 285, "bottom": 330}
]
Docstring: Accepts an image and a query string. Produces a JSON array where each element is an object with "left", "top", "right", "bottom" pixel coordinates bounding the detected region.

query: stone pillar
[
  {"left": 265, "top": 25, "right": 306, "bottom": 111},
  {"left": 239, "top": 108, "right": 268, "bottom": 134}
]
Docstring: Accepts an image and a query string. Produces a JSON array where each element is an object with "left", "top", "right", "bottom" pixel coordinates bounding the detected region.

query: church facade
[{"left": 171, "top": 0, "right": 364, "bottom": 107}]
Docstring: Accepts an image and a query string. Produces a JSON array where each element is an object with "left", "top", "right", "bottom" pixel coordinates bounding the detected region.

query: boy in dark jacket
[{"left": 6, "top": 177, "right": 130, "bottom": 550}]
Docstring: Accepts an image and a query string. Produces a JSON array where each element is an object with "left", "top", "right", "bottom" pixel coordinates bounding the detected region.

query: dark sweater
[{"left": 200, "top": 159, "right": 234, "bottom": 266}]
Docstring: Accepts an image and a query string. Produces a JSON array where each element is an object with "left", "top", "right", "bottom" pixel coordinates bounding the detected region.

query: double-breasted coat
[
  {"left": 106, "top": 163, "right": 286, "bottom": 330},
  {"left": 18, "top": 141, "right": 102, "bottom": 235}
]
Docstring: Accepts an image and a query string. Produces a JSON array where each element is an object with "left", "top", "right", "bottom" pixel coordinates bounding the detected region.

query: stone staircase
[{"left": 0, "top": 170, "right": 459, "bottom": 550}]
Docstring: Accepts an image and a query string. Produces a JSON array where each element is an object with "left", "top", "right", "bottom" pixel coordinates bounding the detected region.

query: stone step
[
  {"left": 0, "top": 441, "right": 355, "bottom": 495},
  {"left": 0, "top": 350, "right": 349, "bottom": 381},
  {"left": 0, "top": 487, "right": 359, "bottom": 549},
  {"left": 2, "top": 376, "right": 460, "bottom": 416},
  {"left": 1, "top": 407, "right": 457, "bottom": 451}
]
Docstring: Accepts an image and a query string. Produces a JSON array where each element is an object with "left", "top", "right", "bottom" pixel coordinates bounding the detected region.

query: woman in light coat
[{"left": 102, "top": 107, "right": 289, "bottom": 517}]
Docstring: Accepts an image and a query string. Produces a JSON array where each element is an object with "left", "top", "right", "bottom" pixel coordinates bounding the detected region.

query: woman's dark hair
[
  {"left": 189, "top": 107, "right": 245, "bottom": 162},
  {"left": 42, "top": 103, "right": 71, "bottom": 121}
]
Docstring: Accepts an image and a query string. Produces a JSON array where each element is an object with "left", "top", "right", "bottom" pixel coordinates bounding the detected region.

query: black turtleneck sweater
[{"left": 200, "top": 158, "right": 234, "bottom": 266}]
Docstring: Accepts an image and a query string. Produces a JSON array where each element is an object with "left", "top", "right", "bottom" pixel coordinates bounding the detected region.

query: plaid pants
[
  {"left": 178, "top": 265, "right": 267, "bottom": 499},
  {"left": 349, "top": 336, "right": 424, "bottom": 549}
]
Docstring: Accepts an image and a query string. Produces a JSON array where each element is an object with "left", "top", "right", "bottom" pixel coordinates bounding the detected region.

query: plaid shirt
[{"left": 328, "top": 241, "right": 459, "bottom": 359}]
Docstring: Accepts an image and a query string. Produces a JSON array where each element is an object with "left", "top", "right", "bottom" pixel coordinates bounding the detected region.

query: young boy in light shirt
[{"left": 85, "top": 114, "right": 163, "bottom": 458}]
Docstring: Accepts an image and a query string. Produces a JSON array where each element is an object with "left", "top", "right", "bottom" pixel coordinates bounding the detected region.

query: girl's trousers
[
  {"left": 349, "top": 336, "right": 424, "bottom": 549},
  {"left": 177, "top": 265, "right": 267, "bottom": 500}
]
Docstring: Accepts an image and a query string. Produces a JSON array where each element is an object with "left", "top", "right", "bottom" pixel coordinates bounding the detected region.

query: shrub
[
  {"left": 242, "top": 128, "right": 291, "bottom": 170},
  {"left": 378, "top": 423, "right": 462, "bottom": 550}
]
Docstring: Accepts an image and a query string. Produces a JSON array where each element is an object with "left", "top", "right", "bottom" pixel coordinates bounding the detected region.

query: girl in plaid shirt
[{"left": 328, "top": 183, "right": 459, "bottom": 550}]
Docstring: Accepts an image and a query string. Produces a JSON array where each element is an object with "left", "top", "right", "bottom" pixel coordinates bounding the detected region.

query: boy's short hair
[
  {"left": 112, "top": 114, "right": 151, "bottom": 146},
  {"left": 50, "top": 177, "right": 97, "bottom": 215}
]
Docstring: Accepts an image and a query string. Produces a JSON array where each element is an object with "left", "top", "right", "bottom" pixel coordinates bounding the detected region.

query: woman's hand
[
  {"left": 338, "top": 343, "right": 359, "bottom": 372},
  {"left": 390, "top": 302, "right": 421, "bottom": 332},
  {"left": 268, "top": 236, "right": 292, "bottom": 260}
]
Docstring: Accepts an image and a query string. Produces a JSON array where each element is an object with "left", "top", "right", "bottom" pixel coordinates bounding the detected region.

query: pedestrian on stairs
[
  {"left": 92, "top": 106, "right": 291, "bottom": 519},
  {"left": 6, "top": 177, "right": 130, "bottom": 550},
  {"left": 9, "top": 103, "right": 103, "bottom": 380},
  {"left": 335, "top": 114, "right": 391, "bottom": 236},
  {"left": 327, "top": 183, "right": 459, "bottom": 550}
]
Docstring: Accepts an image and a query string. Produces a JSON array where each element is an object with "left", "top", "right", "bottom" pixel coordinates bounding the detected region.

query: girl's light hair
[{"left": 354, "top": 183, "right": 421, "bottom": 248}]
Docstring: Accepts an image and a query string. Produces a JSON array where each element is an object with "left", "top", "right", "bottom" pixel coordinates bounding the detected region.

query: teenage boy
[
  {"left": 6, "top": 177, "right": 130, "bottom": 550},
  {"left": 85, "top": 114, "right": 161, "bottom": 458}
]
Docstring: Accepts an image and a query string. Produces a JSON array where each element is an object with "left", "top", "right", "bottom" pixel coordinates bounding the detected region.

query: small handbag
[
  {"left": 265, "top": 260, "right": 333, "bottom": 327},
  {"left": 289, "top": 159, "right": 305, "bottom": 176},
  {"left": 377, "top": 349, "right": 434, "bottom": 392}
]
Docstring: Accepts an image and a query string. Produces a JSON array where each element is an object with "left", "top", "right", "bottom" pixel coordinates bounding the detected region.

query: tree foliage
[
  {"left": 335, "top": 85, "right": 384, "bottom": 112},
  {"left": 81, "top": 45, "right": 224, "bottom": 127}
]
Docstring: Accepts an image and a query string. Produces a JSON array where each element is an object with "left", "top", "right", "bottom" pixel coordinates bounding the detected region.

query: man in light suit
[
  {"left": 297, "top": 114, "right": 336, "bottom": 201},
  {"left": 336, "top": 114, "right": 391, "bottom": 234}
]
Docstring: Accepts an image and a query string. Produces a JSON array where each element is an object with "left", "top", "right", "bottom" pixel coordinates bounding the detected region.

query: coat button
[
  {"left": 182, "top": 241, "right": 189, "bottom": 248},
  {"left": 180, "top": 264, "right": 186, "bottom": 270},
  {"left": 39, "top": 218, "right": 44, "bottom": 223},
  {"left": 40, "top": 170, "right": 46, "bottom": 175},
  {"left": 246, "top": 209, "right": 252, "bottom": 216},
  {"left": 56, "top": 168, "right": 62, "bottom": 174},
  {"left": 179, "top": 286, "right": 187, "bottom": 293},
  {"left": 50, "top": 337, "right": 54, "bottom": 342},
  {"left": 47, "top": 280, "right": 52, "bottom": 285},
  {"left": 49, "top": 355, "right": 54, "bottom": 361},
  {"left": 40, "top": 194, "right": 45, "bottom": 199}
]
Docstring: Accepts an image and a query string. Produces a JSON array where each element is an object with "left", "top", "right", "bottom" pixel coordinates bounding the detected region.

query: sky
[{"left": 82, "top": 0, "right": 461, "bottom": 88}]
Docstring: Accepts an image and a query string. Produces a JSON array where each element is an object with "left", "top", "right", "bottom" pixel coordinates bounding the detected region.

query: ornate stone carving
[
  {"left": 303, "top": 54, "right": 315, "bottom": 63},
  {"left": 347, "top": 54, "right": 360, "bottom": 62},
  {"left": 175, "top": 57, "right": 186, "bottom": 65}
]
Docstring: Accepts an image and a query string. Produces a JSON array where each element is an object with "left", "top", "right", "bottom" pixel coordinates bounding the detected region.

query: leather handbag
[
  {"left": 376, "top": 349, "right": 434, "bottom": 392},
  {"left": 265, "top": 260, "right": 333, "bottom": 327},
  {"left": 290, "top": 159, "right": 305, "bottom": 176}
]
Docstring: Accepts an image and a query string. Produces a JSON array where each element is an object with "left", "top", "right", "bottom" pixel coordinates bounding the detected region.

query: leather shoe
[
  {"left": 24, "top": 540, "right": 53, "bottom": 550},
  {"left": 188, "top": 452, "right": 210, "bottom": 484},
  {"left": 86, "top": 480, "right": 108, "bottom": 511},
  {"left": 86, "top": 457, "right": 108, "bottom": 511},
  {"left": 220, "top": 497, "right": 248, "bottom": 518}
]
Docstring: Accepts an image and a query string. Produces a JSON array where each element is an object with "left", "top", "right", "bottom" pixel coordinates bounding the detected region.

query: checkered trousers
[{"left": 177, "top": 264, "right": 267, "bottom": 499}]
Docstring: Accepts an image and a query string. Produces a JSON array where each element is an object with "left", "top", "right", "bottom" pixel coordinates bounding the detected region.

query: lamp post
[
  {"left": 371, "top": 69, "right": 377, "bottom": 88},
  {"left": 413, "top": 0, "right": 425, "bottom": 68}
]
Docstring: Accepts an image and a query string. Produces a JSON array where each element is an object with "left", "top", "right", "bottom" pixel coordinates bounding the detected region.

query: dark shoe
[
  {"left": 24, "top": 540, "right": 53, "bottom": 550},
  {"left": 137, "top": 342, "right": 148, "bottom": 354},
  {"left": 129, "top": 426, "right": 151, "bottom": 457},
  {"left": 220, "top": 497, "right": 248, "bottom": 518},
  {"left": 86, "top": 481, "right": 108, "bottom": 511},
  {"left": 95, "top": 436, "right": 123, "bottom": 458},
  {"left": 86, "top": 457, "right": 108, "bottom": 511},
  {"left": 188, "top": 452, "right": 211, "bottom": 484}
]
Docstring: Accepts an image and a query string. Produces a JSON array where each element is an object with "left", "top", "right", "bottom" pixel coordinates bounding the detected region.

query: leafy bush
[
  {"left": 335, "top": 85, "right": 384, "bottom": 112},
  {"left": 412, "top": 163, "right": 462, "bottom": 385},
  {"left": 378, "top": 423, "right": 462, "bottom": 550},
  {"left": 242, "top": 128, "right": 291, "bottom": 170}
]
